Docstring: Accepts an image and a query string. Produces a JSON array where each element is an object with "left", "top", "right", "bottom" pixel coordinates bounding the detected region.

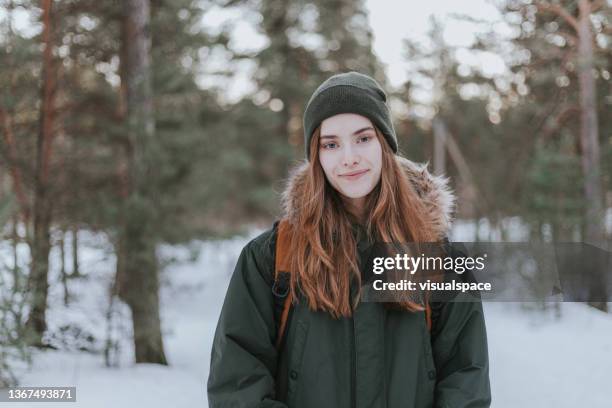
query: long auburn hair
[{"left": 285, "top": 125, "right": 441, "bottom": 318}]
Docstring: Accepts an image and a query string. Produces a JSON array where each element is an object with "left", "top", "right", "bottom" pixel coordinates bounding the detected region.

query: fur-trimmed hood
[{"left": 281, "top": 156, "right": 456, "bottom": 240}]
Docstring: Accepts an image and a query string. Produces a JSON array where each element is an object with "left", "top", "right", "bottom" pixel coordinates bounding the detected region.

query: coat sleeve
[
  {"left": 430, "top": 242, "right": 492, "bottom": 408},
  {"left": 207, "top": 233, "right": 288, "bottom": 408}
]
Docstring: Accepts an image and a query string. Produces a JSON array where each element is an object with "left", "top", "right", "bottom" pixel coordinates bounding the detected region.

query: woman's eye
[
  {"left": 357, "top": 135, "right": 372, "bottom": 143},
  {"left": 322, "top": 142, "right": 338, "bottom": 149}
]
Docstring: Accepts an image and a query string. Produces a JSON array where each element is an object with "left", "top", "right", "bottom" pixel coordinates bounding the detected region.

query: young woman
[{"left": 207, "top": 72, "right": 491, "bottom": 408}]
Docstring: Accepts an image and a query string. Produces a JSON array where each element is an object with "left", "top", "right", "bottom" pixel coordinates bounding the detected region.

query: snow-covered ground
[{"left": 2, "top": 225, "right": 612, "bottom": 407}]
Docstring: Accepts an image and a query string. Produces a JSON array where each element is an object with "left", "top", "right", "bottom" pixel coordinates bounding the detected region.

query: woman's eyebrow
[{"left": 320, "top": 127, "right": 374, "bottom": 138}]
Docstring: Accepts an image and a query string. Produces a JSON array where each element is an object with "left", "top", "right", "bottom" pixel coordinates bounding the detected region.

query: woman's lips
[{"left": 339, "top": 169, "right": 369, "bottom": 180}]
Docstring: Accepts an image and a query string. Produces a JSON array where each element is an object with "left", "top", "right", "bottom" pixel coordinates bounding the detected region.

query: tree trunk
[
  {"left": 60, "top": 230, "right": 69, "bottom": 306},
  {"left": 25, "top": 0, "right": 56, "bottom": 344},
  {"left": 0, "top": 109, "right": 29, "bottom": 227},
  {"left": 577, "top": 0, "right": 606, "bottom": 312},
  {"left": 577, "top": 0, "right": 604, "bottom": 244},
  {"left": 71, "top": 226, "right": 80, "bottom": 277},
  {"left": 432, "top": 117, "right": 447, "bottom": 176},
  {"left": 0, "top": 3, "right": 30, "bottom": 229},
  {"left": 119, "top": 0, "right": 167, "bottom": 364},
  {"left": 26, "top": 199, "right": 52, "bottom": 344}
]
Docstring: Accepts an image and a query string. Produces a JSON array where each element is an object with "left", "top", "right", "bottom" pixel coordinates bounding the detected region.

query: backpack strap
[{"left": 274, "top": 220, "right": 293, "bottom": 350}]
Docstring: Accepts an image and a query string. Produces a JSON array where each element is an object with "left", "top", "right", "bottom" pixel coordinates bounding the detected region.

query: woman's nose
[{"left": 342, "top": 145, "right": 360, "bottom": 167}]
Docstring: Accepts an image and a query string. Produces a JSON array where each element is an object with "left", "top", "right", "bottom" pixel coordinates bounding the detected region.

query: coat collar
[{"left": 281, "top": 156, "right": 456, "bottom": 240}]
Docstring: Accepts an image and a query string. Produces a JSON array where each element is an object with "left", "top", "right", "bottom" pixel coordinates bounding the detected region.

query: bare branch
[
  {"left": 536, "top": 1, "right": 580, "bottom": 33},
  {"left": 556, "top": 30, "right": 578, "bottom": 47},
  {"left": 591, "top": 0, "right": 606, "bottom": 13},
  {"left": 540, "top": 104, "right": 581, "bottom": 142}
]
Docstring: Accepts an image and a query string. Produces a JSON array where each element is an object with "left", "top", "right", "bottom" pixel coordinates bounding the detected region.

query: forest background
[{"left": 0, "top": 0, "right": 610, "bottom": 395}]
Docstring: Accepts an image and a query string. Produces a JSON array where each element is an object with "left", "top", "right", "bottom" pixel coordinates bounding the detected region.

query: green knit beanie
[{"left": 303, "top": 71, "right": 398, "bottom": 159}]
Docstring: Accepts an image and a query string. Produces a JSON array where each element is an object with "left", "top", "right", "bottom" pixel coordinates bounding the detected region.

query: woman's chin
[{"left": 338, "top": 186, "right": 372, "bottom": 200}]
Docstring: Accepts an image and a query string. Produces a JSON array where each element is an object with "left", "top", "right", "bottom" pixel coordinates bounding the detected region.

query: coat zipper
[
  {"left": 349, "top": 281, "right": 357, "bottom": 408},
  {"left": 350, "top": 315, "right": 356, "bottom": 408},
  {"left": 351, "top": 235, "right": 368, "bottom": 408}
]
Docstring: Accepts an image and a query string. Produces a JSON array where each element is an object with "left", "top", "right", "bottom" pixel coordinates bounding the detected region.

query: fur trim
[{"left": 281, "top": 156, "right": 456, "bottom": 239}]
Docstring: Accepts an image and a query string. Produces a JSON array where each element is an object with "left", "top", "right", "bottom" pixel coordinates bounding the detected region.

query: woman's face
[{"left": 318, "top": 113, "right": 383, "bottom": 208}]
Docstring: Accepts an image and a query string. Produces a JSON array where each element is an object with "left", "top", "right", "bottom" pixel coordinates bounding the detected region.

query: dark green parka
[{"left": 207, "top": 157, "right": 491, "bottom": 408}]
